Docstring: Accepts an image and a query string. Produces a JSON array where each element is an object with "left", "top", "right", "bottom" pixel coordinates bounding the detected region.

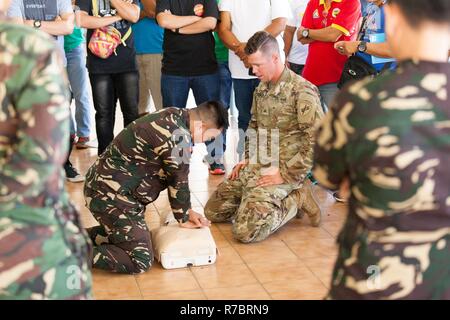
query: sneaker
[
  {"left": 332, "top": 191, "right": 347, "bottom": 203},
  {"left": 65, "top": 164, "right": 85, "bottom": 183},
  {"left": 75, "top": 136, "right": 90, "bottom": 149},
  {"left": 209, "top": 162, "right": 225, "bottom": 175}
]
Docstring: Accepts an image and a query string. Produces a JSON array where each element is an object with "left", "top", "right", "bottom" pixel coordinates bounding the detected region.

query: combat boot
[
  {"left": 299, "top": 180, "right": 322, "bottom": 227},
  {"left": 295, "top": 189, "right": 306, "bottom": 220}
]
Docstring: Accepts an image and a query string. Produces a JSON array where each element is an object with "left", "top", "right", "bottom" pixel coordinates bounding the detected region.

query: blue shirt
[
  {"left": 356, "top": 3, "right": 395, "bottom": 72},
  {"left": 360, "top": 0, "right": 369, "bottom": 15},
  {"left": 133, "top": 4, "right": 164, "bottom": 54}
]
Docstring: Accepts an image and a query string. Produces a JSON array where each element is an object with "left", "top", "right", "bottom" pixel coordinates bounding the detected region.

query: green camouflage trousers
[
  {"left": 0, "top": 204, "right": 92, "bottom": 300},
  {"left": 205, "top": 166, "right": 301, "bottom": 243},
  {"left": 85, "top": 194, "right": 153, "bottom": 274}
]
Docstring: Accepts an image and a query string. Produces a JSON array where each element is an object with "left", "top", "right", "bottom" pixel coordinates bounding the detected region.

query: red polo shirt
[{"left": 301, "top": 0, "right": 361, "bottom": 87}]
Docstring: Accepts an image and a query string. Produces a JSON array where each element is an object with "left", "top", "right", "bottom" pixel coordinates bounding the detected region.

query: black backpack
[
  {"left": 337, "top": 55, "right": 378, "bottom": 89},
  {"left": 337, "top": 16, "right": 391, "bottom": 89}
]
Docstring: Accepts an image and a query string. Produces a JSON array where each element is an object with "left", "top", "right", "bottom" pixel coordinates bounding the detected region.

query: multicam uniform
[
  {"left": 84, "top": 108, "right": 192, "bottom": 274},
  {"left": 205, "top": 68, "right": 324, "bottom": 243},
  {"left": 0, "top": 22, "right": 92, "bottom": 299},
  {"left": 314, "top": 60, "right": 450, "bottom": 299}
]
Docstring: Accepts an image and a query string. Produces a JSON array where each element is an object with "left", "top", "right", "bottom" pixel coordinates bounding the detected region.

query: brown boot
[
  {"left": 295, "top": 189, "right": 306, "bottom": 220},
  {"left": 299, "top": 180, "right": 322, "bottom": 227}
]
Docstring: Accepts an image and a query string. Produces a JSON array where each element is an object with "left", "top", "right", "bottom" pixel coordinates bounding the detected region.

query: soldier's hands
[
  {"left": 334, "top": 41, "right": 358, "bottom": 56},
  {"left": 180, "top": 209, "right": 211, "bottom": 229},
  {"left": 229, "top": 160, "right": 247, "bottom": 180},
  {"left": 256, "top": 167, "right": 285, "bottom": 187}
]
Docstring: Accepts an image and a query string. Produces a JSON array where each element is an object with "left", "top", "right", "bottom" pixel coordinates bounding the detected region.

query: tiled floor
[{"left": 66, "top": 115, "right": 348, "bottom": 300}]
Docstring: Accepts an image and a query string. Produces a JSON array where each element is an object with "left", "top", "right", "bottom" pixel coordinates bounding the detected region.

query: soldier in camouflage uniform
[
  {"left": 0, "top": 5, "right": 92, "bottom": 299},
  {"left": 84, "top": 102, "right": 228, "bottom": 274},
  {"left": 313, "top": 0, "right": 450, "bottom": 299},
  {"left": 205, "top": 32, "right": 324, "bottom": 243}
]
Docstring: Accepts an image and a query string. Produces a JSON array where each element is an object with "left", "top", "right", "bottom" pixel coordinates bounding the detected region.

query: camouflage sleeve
[
  {"left": 0, "top": 38, "right": 70, "bottom": 204},
  {"left": 313, "top": 89, "right": 354, "bottom": 190},
  {"left": 280, "top": 87, "right": 323, "bottom": 185},
  {"left": 159, "top": 131, "right": 191, "bottom": 222},
  {"left": 244, "top": 95, "right": 258, "bottom": 160}
]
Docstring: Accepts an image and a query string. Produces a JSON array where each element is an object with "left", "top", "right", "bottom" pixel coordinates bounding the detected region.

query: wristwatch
[
  {"left": 33, "top": 19, "right": 41, "bottom": 29},
  {"left": 301, "top": 28, "right": 310, "bottom": 38},
  {"left": 358, "top": 41, "right": 368, "bottom": 53}
]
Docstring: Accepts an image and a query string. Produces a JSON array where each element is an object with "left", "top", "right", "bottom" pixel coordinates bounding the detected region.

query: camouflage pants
[
  {"left": 0, "top": 204, "right": 92, "bottom": 300},
  {"left": 205, "top": 167, "right": 301, "bottom": 243},
  {"left": 86, "top": 194, "right": 153, "bottom": 274},
  {"left": 328, "top": 217, "right": 450, "bottom": 299}
]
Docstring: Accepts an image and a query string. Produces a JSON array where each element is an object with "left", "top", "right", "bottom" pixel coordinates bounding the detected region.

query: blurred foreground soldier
[
  {"left": 205, "top": 32, "right": 324, "bottom": 243},
  {"left": 0, "top": 0, "right": 92, "bottom": 299},
  {"left": 314, "top": 0, "right": 450, "bottom": 299},
  {"left": 84, "top": 101, "right": 228, "bottom": 274}
]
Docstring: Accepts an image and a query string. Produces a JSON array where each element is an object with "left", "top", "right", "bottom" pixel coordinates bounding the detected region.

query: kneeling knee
[
  {"left": 232, "top": 225, "right": 270, "bottom": 244},
  {"left": 129, "top": 244, "right": 154, "bottom": 274}
]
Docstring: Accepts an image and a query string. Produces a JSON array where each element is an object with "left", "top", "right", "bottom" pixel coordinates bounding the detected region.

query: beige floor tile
[
  {"left": 322, "top": 205, "right": 348, "bottom": 222},
  {"left": 92, "top": 270, "right": 141, "bottom": 299},
  {"left": 285, "top": 237, "right": 339, "bottom": 259},
  {"left": 216, "top": 222, "right": 233, "bottom": 232},
  {"left": 247, "top": 260, "right": 315, "bottom": 284},
  {"left": 231, "top": 238, "right": 299, "bottom": 264},
  {"left": 321, "top": 220, "right": 346, "bottom": 237},
  {"left": 191, "top": 264, "right": 258, "bottom": 289},
  {"left": 142, "top": 290, "right": 207, "bottom": 300},
  {"left": 135, "top": 264, "right": 201, "bottom": 295},
  {"left": 275, "top": 220, "right": 334, "bottom": 241},
  {"left": 94, "top": 294, "right": 143, "bottom": 300},
  {"left": 211, "top": 228, "right": 232, "bottom": 249},
  {"left": 215, "top": 246, "right": 245, "bottom": 266},
  {"left": 203, "top": 284, "right": 271, "bottom": 300},
  {"left": 263, "top": 278, "right": 328, "bottom": 300},
  {"left": 301, "top": 256, "right": 338, "bottom": 269}
]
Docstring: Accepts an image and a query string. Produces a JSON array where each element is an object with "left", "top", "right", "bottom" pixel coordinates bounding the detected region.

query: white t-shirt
[
  {"left": 219, "top": 0, "right": 291, "bottom": 79},
  {"left": 286, "top": 0, "right": 309, "bottom": 65}
]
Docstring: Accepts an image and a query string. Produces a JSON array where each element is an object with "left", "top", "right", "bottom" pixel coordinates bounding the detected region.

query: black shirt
[
  {"left": 76, "top": 0, "right": 139, "bottom": 74},
  {"left": 156, "top": 0, "right": 218, "bottom": 76}
]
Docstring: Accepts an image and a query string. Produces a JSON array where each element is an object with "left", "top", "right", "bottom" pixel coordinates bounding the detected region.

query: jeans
[
  {"left": 232, "top": 78, "right": 260, "bottom": 158},
  {"left": 161, "top": 72, "right": 220, "bottom": 108},
  {"left": 89, "top": 72, "right": 139, "bottom": 155},
  {"left": 161, "top": 72, "right": 222, "bottom": 164},
  {"left": 66, "top": 44, "right": 92, "bottom": 138},
  {"left": 318, "top": 82, "right": 339, "bottom": 113},
  {"left": 205, "top": 62, "right": 232, "bottom": 164}
]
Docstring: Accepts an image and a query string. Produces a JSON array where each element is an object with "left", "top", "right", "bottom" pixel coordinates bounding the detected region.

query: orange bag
[{"left": 88, "top": 0, "right": 132, "bottom": 59}]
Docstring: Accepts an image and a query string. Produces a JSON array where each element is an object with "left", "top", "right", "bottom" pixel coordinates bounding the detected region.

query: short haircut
[
  {"left": 196, "top": 101, "right": 229, "bottom": 130},
  {"left": 244, "top": 31, "right": 279, "bottom": 57},
  {"left": 388, "top": 0, "right": 450, "bottom": 26}
]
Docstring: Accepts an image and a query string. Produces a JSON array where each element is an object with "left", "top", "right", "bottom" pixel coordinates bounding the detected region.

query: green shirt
[
  {"left": 214, "top": 0, "right": 228, "bottom": 63},
  {"left": 64, "top": 26, "right": 85, "bottom": 53},
  {"left": 214, "top": 32, "right": 228, "bottom": 63}
]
